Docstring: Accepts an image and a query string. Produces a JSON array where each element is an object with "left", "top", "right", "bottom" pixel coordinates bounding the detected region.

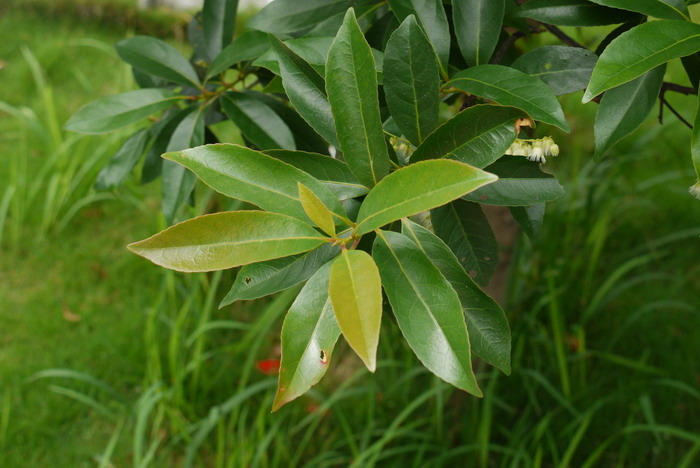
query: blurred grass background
[{"left": 1, "top": 1, "right": 699, "bottom": 467}]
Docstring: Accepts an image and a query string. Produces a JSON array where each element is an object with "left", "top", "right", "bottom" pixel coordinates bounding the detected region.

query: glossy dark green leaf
[
  {"left": 401, "top": 219, "right": 511, "bottom": 374},
  {"left": 587, "top": 0, "right": 689, "bottom": 21},
  {"left": 256, "top": 37, "right": 332, "bottom": 75},
  {"left": 326, "top": 9, "right": 390, "bottom": 187},
  {"left": 594, "top": 65, "right": 665, "bottom": 157},
  {"left": 516, "top": 0, "right": 641, "bottom": 26},
  {"left": 271, "top": 36, "right": 339, "bottom": 148},
  {"left": 206, "top": 30, "right": 270, "bottom": 80},
  {"left": 511, "top": 46, "right": 598, "bottom": 96},
  {"left": 462, "top": 157, "right": 566, "bottom": 206},
  {"left": 163, "top": 143, "right": 346, "bottom": 222},
  {"left": 509, "top": 204, "right": 545, "bottom": 241},
  {"left": 373, "top": 230, "right": 482, "bottom": 395},
  {"left": 273, "top": 261, "right": 341, "bottom": 411},
  {"left": 448, "top": 65, "right": 570, "bottom": 132},
  {"left": 141, "top": 108, "right": 192, "bottom": 184},
  {"left": 411, "top": 105, "right": 526, "bottom": 167},
  {"left": 220, "top": 243, "right": 339, "bottom": 305},
  {"left": 65, "top": 89, "right": 179, "bottom": 134},
  {"left": 162, "top": 107, "right": 205, "bottom": 224},
  {"left": 115, "top": 36, "right": 201, "bottom": 87},
  {"left": 128, "top": 211, "right": 328, "bottom": 272},
  {"left": 248, "top": 0, "right": 360, "bottom": 33},
  {"left": 201, "top": 0, "right": 238, "bottom": 63},
  {"left": 431, "top": 199, "right": 498, "bottom": 286},
  {"left": 265, "top": 149, "right": 369, "bottom": 201},
  {"left": 584, "top": 21, "right": 700, "bottom": 102},
  {"left": 95, "top": 129, "right": 149, "bottom": 190},
  {"left": 682, "top": 53, "right": 700, "bottom": 92},
  {"left": 220, "top": 92, "right": 296, "bottom": 150},
  {"left": 453, "top": 0, "right": 505, "bottom": 66},
  {"left": 354, "top": 160, "right": 498, "bottom": 236},
  {"left": 388, "top": 0, "right": 451, "bottom": 70},
  {"left": 329, "top": 249, "right": 383, "bottom": 372},
  {"left": 384, "top": 15, "right": 440, "bottom": 145}
]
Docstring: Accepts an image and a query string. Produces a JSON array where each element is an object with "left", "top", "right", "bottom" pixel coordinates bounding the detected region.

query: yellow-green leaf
[
  {"left": 329, "top": 249, "right": 383, "bottom": 371},
  {"left": 128, "top": 211, "right": 328, "bottom": 272},
  {"left": 354, "top": 160, "right": 498, "bottom": 236},
  {"left": 298, "top": 182, "right": 336, "bottom": 237}
]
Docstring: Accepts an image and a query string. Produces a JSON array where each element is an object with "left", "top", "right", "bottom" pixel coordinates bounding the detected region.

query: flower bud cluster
[
  {"left": 504, "top": 136, "right": 559, "bottom": 164},
  {"left": 690, "top": 181, "right": 700, "bottom": 199}
]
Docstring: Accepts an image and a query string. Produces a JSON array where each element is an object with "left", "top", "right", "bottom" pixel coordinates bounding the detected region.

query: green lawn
[{"left": 2, "top": 5, "right": 700, "bottom": 467}]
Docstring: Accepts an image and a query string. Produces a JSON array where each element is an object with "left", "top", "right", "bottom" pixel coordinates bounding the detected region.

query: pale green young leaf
[
  {"left": 273, "top": 261, "right": 341, "bottom": 411},
  {"left": 298, "top": 183, "right": 337, "bottom": 237},
  {"left": 64, "top": 89, "right": 180, "bottom": 134},
  {"left": 326, "top": 8, "right": 390, "bottom": 187},
  {"left": 594, "top": 65, "right": 666, "bottom": 157},
  {"left": 583, "top": 21, "right": 700, "bottom": 102},
  {"left": 431, "top": 200, "right": 498, "bottom": 286},
  {"left": 448, "top": 65, "right": 570, "bottom": 132},
  {"left": 115, "top": 36, "right": 201, "bottom": 87},
  {"left": 128, "top": 211, "right": 328, "bottom": 272},
  {"left": 410, "top": 105, "right": 527, "bottom": 167},
  {"left": 401, "top": 219, "right": 511, "bottom": 374},
  {"left": 372, "top": 230, "right": 482, "bottom": 395},
  {"left": 453, "top": 0, "right": 505, "bottom": 66},
  {"left": 329, "top": 249, "right": 382, "bottom": 372},
  {"left": 384, "top": 15, "right": 440, "bottom": 145},
  {"left": 163, "top": 143, "right": 346, "bottom": 223},
  {"left": 354, "top": 160, "right": 498, "bottom": 236}
]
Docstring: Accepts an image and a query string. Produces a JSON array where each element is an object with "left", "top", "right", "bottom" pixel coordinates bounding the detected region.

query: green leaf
[
  {"left": 128, "top": 211, "right": 328, "bottom": 272},
  {"left": 256, "top": 37, "right": 332, "bottom": 75},
  {"left": 448, "top": 65, "right": 570, "bottom": 132},
  {"left": 453, "top": 0, "right": 505, "bottom": 66},
  {"left": 270, "top": 36, "right": 339, "bottom": 148},
  {"left": 594, "top": 65, "right": 666, "bottom": 157},
  {"left": 220, "top": 92, "right": 296, "bottom": 150},
  {"left": 298, "top": 183, "right": 337, "bottom": 237},
  {"left": 388, "top": 0, "right": 451, "bottom": 71},
  {"left": 462, "top": 157, "right": 566, "bottom": 206},
  {"left": 583, "top": 21, "right": 700, "bottom": 102},
  {"left": 265, "top": 149, "right": 369, "bottom": 201},
  {"left": 431, "top": 200, "right": 498, "bottom": 286},
  {"left": 691, "top": 96, "right": 700, "bottom": 196},
  {"left": 162, "top": 107, "right": 206, "bottom": 224},
  {"left": 220, "top": 243, "right": 339, "bottom": 305},
  {"left": 163, "top": 143, "right": 346, "bottom": 222},
  {"left": 511, "top": 46, "right": 598, "bottom": 96},
  {"left": 248, "top": 0, "right": 357, "bottom": 34},
  {"left": 273, "top": 261, "right": 341, "bottom": 411},
  {"left": 401, "top": 219, "right": 511, "bottom": 374},
  {"left": 95, "top": 129, "right": 149, "bottom": 190},
  {"left": 206, "top": 30, "right": 270, "bottom": 80},
  {"left": 384, "top": 15, "right": 440, "bottom": 145},
  {"left": 516, "top": 0, "right": 641, "bottom": 26},
  {"left": 410, "top": 105, "right": 526, "bottom": 167},
  {"left": 65, "top": 89, "right": 179, "bottom": 134},
  {"left": 329, "top": 249, "right": 383, "bottom": 372},
  {"left": 509, "top": 204, "right": 545, "bottom": 241},
  {"left": 141, "top": 108, "right": 192, "bottom": 184},
  {"left": 372, "top": 230, "right": 482, "bottom": 395},
  {"left": 326, "top": 8, "right": 390, "bottom": 187},
  {"left": 354, "top": 160, "right": 498, "bottom": 236},
  {"left": 587, "top": 0, "right": 690, "bottom": 21},
  {"left": 115, "top": 36, "right": 201, "bottom": 88},
  {"left": 201, "top": 0, "right": 239, "bottom": 63}
]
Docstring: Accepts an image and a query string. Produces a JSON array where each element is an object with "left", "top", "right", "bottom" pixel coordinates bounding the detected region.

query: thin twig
[
  {"left": 542, "top": 24, "right": 587, "bottom": 49},
  {"left": 661, "top": 82, "right": 696, "bottom": 96},
  {"left": 661, "top": 95, "right": 693, "bottom": 129},
  {"left": 491, "top": 31, "right": 526, "bottom": 65}
]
